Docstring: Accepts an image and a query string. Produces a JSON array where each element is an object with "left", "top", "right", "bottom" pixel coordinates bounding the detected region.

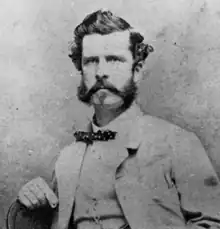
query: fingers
[
  {"left": 29, "top": 183, "right": 47, "bottom": 206},
  {"left": 18, "top": 177, "right": 58, "bottom": 210},
  {"left": 18, "top": 183, "right": 41, "bottom": 209},
  {"left": 18, "top": 189, "right": 33, "bottom": 209},
  {"left": 37, "top": 179, "right": 58, "bottom": 208}
]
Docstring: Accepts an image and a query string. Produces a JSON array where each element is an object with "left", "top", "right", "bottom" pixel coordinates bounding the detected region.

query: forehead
[{"left": 82, "top": 31, "right": 131, "bottom": 57}]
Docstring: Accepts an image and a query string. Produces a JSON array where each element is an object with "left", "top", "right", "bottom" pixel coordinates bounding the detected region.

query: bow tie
[{"left": 74, "top": 130, "right": 117, "bottom": 144}]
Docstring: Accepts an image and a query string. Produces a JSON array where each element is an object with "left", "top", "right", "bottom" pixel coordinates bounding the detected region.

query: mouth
[
  {"left": 94, "top": 88, "right": 110, "bottom": 96},
  {"left": 88, "top": 82, "right": 122, "bottom": 98},
  {"left": 97, "top": 88, "right": 108, "bottom": 92},
  {"left": 98, "top": 85, "right": 107, "bottom": 91}
]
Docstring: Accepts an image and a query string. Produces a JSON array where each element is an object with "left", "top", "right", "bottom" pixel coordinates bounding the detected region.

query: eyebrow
[
  {"left": 106, "top": 55, "right": 127, "bottom": 62},
  {"left": 82, "top": 56, "right": 99, "bottom": 65}
]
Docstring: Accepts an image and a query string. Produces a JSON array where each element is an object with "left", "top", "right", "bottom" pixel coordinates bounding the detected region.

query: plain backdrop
[{"left": 1, "top": 0, "right": 220, "bottom": 228}]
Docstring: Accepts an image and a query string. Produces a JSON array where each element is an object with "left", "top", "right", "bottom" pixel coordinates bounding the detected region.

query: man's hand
[{"left": 18, "top": 177, "right": 58, "bottom": 210}]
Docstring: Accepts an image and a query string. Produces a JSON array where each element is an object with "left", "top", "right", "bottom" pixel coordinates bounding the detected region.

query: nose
[
  {"left": 95, "top": 74, "right": 109, "bottom": 81},
  {"left": 96, "top": 58, "right": 109, "bottom": 80}
]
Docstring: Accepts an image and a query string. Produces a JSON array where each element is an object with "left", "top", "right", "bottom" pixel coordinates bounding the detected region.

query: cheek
[
  {"left": 82, "top": 65, "right": 96, "bottom": 88},
  {"left": 108, "top": 63, "right": 132, "bottom": 88}
]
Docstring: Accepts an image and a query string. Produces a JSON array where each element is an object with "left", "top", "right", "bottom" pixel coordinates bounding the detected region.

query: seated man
[{"left": 18, "top": 9, "right": 220, "bottom": 229}]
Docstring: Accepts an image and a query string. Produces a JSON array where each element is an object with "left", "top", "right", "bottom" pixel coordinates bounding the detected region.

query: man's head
[{"left": 69, "top": 9, "right": 154, "bottom": 110}]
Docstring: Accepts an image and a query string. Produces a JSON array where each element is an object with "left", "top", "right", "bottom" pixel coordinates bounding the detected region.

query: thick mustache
[{"left": 89, "top": 81, "right": 121, "bottom": 95}]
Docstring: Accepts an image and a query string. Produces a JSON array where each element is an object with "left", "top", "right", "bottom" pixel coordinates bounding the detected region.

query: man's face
[{"left": 77, "top": 31, "right": 138, "bottom": 108}]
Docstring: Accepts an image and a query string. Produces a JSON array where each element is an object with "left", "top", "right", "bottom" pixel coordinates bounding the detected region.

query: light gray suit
[{"left": 50, "top": 112, "right": 220, "bottom": 229}]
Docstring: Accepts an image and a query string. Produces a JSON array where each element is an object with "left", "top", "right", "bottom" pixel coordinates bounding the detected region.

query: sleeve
[
  {"left": 171, "top": 138, "right": 220, "bottom": 229},
  {"left": 49, "top": 135, "right": 80, "bottom": 199},
  {"left": 49, "top": 150, "right": 61, "bottom": 197}
]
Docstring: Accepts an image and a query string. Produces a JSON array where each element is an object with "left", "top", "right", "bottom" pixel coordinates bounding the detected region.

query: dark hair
[{"left": 69, "top": 9, "right": 154, "bottom": 72}]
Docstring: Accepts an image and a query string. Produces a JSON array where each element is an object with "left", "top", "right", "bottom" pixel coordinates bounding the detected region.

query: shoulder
[
  {"left": 55, "top": 141, "right": 87, "bottom": 169},
  {"left": 134, "top": 115, "right": 202, "bottom": 161},
  {"left": 57, "top": 120, "right": 91, "bottom": 158},
  {"left": 60, "top": 141, "right": 77, "bottom": 154},
  {"left": 130, "top": 114, "right": 182, "bottom": 146},
  {"left": 60, "top": 140, "right": 87, "bottom": 157}
]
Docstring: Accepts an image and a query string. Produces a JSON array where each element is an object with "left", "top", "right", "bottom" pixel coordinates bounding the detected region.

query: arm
[
  {"left": 171, "top": 139, "right": 220, "bottom": 229},
  {"left": 115, "top": 142, "right": 187, "bottom": 229},
  {"left": 18, "top": 155, "right": 59, "bottom": 210},
  {"left": 117, "top": 129, "right": 220, "bottom": 229}
]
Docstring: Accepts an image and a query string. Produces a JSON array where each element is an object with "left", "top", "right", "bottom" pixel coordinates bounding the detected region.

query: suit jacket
[{"left": 50, "top": 115, "right": 220, "bottom": 229}]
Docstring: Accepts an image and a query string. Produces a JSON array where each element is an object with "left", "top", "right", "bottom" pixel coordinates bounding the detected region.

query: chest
[{"left": 77, "top": 139, "right": 128, "bottom": 199}]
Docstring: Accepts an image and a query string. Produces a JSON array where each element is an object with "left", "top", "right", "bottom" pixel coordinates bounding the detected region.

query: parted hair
[{"left": 68, "top": 9, "right": 154, "bottom": 72}]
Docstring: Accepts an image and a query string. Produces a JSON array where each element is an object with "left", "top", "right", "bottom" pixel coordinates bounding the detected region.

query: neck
[
  {"left": 93, "top": 101, "right": 137, "bottom": 127},
  {"left": 93, "top": 106, "right": 123, "bottom": 127}
]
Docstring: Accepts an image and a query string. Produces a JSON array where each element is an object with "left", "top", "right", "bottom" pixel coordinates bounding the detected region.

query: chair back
[{"left": 6, "top": 200, "right": 53, "bottom": 229}]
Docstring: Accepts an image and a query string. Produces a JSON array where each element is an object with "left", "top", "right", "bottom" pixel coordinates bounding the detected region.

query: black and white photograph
[{"left": 1, "top": 0, "right": 220, "bottom": 229}]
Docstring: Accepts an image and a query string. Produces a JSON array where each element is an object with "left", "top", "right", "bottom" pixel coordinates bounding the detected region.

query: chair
[{"left": 6, "top": 199, "right": 54, "bottom": 229}]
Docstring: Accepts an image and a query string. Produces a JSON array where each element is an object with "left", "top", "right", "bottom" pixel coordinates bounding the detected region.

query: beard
[{"left": 77, "top": 76, "right": 138, "bottom": 111}]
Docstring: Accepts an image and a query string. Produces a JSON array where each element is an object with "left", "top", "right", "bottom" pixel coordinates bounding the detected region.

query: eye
[
  {"left": 106, "top": 55, "right": 125, "bottom": 63},
  {"left": 83, "top": 57, "right": 99, "bottom": 65}
]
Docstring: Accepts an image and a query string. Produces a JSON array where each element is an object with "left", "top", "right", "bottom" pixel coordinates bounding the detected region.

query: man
[{"left": 18, "top": 9, "right": 220, "bottom": 229}]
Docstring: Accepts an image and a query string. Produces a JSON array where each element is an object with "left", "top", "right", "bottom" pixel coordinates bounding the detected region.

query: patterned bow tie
[{"left": 74, "top": 130, "right": 117, "bottom": 144}]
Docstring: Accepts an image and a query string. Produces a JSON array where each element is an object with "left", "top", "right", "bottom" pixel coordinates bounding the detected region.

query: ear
[
  {"left": 68, "top": 40, "right": 82, "bottom": 72},
  {"left": 135, "top": 42, "right": 154, "bottom": 64},
  {"left": 133, "top": 43, "right": 154, "bottom": 82}
]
